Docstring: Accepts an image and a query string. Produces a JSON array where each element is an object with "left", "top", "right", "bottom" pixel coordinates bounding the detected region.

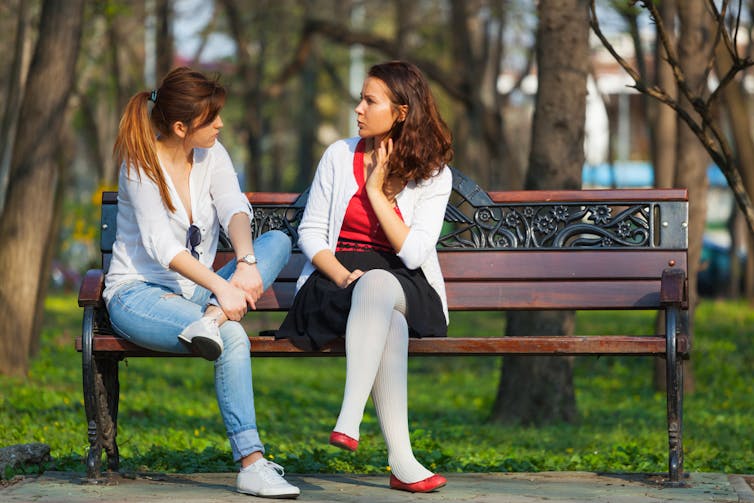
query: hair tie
[{"left": 149, "top": 89, "right": 158, "bottom": 103}]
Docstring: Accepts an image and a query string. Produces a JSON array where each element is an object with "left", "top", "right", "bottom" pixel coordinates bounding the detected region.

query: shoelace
[{"left": 257, "top": 460, "right": 286, "bottom": 482}]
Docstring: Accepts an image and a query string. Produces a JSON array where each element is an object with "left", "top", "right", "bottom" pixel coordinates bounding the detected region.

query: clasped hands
[{"left": 216, "top": 263, "right": 264, "bottom": 321}]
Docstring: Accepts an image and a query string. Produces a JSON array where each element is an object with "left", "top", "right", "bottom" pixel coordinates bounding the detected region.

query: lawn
[{"left": 1, "top": 292, "right": 752, "bottom": 476}]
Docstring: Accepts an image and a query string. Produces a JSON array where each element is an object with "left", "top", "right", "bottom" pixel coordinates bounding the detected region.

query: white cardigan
[{"left": 297, "top": 137, "right": 452, "bottom": 323}]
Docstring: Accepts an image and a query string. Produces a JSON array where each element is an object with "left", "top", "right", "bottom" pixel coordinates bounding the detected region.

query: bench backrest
[{"left": 99, "top": 167, "right": 688, "bottom": 312}]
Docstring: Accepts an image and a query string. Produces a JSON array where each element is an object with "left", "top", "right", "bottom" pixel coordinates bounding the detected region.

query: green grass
[{"left": 1, "top": 294, "right": 753, "bottom": 476}]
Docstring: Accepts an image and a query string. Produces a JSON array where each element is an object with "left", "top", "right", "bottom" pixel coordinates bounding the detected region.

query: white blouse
[{"left": 103, "top": 141, "right": 251, "bottom": 303}]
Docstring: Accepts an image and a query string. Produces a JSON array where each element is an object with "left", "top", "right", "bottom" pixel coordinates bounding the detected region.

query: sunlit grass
[{"left": 0, "top": 293, "right": 752, "bottom": 475}]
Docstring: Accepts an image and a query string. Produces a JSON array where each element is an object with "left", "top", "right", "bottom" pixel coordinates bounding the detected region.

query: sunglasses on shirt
[{"left": 186, "top": 224, "right": 201, "bottom": 260}]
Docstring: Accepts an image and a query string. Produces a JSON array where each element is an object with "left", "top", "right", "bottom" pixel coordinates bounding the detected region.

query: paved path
[{"left": 2, "top": 471, "right": 753, "bottom": 502}]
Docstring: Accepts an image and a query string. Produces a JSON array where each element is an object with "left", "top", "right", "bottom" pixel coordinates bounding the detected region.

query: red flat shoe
[
  {"left": 329, "top": 431, "right": 358, "bottom": 451},
  {"left": 389, "top": 473, "right": 447, "bottom": 493}
]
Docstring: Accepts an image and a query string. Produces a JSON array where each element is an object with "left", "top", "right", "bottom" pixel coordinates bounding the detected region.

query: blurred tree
[
  {"left": 0, "top": 0, "right": 85, "bottom": 377},
  {"left": 220, "top": 0, "right": 324, "bottom": 191},
  {"left": 651, "top": 0, "right": 677, "bottom": 190},
  {"left": 714, "top": 8, "right": 754, "bottom": 301},
  {"left": 491, "top": 0, "right": 589, "bottom": 425},
  {"left": 0, "top": 0, "right": 33, "bottom": 213},
  {"left": 592, "top": 0, "right": 754, "bottom": 392},
  {"left": 155, "top": 0, "right": 174, "bottom": 79},
  {"left": 75, "top": 0, "right": 146, "bottom": 185},
  {"left": 303, "top": 0, "right": 531, "bottom": 190},
  {"left": 592, "top": 1, "right": 754, "bottom": 244},
  {"left": 649, "top": 0, "right": 678, "bottom": 391}
]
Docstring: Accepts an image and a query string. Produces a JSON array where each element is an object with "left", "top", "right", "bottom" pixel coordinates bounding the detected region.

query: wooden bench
[{"left": 77, "top": 168, "right": 690, "bottom": 483}]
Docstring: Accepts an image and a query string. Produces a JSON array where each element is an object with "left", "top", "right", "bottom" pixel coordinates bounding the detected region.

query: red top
[{"left": 336, "top": 140, "right": 404, "bottom": 252}]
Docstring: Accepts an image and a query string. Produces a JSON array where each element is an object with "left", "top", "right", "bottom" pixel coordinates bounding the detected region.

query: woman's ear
[
  {"left": 172, "top": 121, "right": 188, "bottom": 139},
  {"left": 397, "top": 105, "right": 408, "bottom": 122}
]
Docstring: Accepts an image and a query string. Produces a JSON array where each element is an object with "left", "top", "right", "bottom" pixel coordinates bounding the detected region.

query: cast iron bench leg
[
  {"left": 82, "top": 307, "right": 121, "bottom": 478},
  {"left": 98, "top": 354, "right": 120, "bottom": 472},
  {"left": 665, "top": 304, "right": 684, "bottom": 485},
  {"left": 82, "top": 307, "right": 101, "bottom": 478}
]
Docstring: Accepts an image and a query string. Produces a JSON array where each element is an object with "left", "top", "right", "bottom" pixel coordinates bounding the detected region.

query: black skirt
[{"left": 276, "top": 250, "right": 447, "bottom": 350}]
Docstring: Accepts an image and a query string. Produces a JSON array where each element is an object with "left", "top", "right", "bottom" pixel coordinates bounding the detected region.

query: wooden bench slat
[
  {"left": 78, "top": 269, "right": 106, "bottom": 307},
  {"left": 215, "top": 250, "right": 688, "bottom": 282},
  {"left": 76, "top": 334, "right": 689, "bottom": 356},
  {"left": 252, "top": 280, "right": 673, "bottom": 311},
  {"left": 484, "top": 188, "right": 688, "bottom": 203},
  {"left": 237, "top": 188, "right": 689, "bottom": 205},
  {"left": 439, "top": 250, "right": 686, "bottom": 280},
  {"left": 446, "top": 281, "right": 667, "bottom": 310}
]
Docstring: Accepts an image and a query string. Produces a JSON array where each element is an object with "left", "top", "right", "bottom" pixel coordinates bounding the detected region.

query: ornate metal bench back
[{"left": 234, "top": 166, "right": 687, "bottom": 251}]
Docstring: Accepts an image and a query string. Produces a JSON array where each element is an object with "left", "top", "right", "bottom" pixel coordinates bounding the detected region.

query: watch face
[{"left": 242, "top": 254, "right": 257, "bottom": 264}]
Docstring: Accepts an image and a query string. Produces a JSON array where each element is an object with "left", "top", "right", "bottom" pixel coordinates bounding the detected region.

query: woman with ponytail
[
  {"left": 277, "top": 61, "right": 453, "bottom": 493},
  {"left": 104, "top": 67, "right": 299, "bottom": 499}
]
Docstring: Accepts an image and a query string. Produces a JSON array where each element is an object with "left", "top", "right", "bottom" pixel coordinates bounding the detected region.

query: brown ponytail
[
  {"left": 112, "top": 67, "right": 227, "bottom": 213},
  {"left": 113, "top": 91, "right": 174, "bottom": 212}
]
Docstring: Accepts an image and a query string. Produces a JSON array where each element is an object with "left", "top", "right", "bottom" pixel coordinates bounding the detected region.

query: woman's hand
[
  {"left": 367, "top": 138, "right": 404, "bottom": 203},
  {"left": 366, "top": 138, "right": 393, "bottom": 198},
  {"left": 339, "top": 269, "right": 364, "bottom": 288},
  {"left": 214, "top": 281, "right": 249, "bottom": 321},
  {"left": 230, "top": 263, "right": 264, "bottom": 310}
]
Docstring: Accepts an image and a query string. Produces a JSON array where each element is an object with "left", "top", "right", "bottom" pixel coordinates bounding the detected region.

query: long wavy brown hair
[
  {"left": 367, "top": 61, "right": 453, "bottom": 187},
  {"left": 112, "top": 67, "right": 226, "bottom": 212}
]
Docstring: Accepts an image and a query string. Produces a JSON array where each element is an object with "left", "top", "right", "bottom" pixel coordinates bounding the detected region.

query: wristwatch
[{"left": 237, "top": 253, "right": 257, "bottom": 266}]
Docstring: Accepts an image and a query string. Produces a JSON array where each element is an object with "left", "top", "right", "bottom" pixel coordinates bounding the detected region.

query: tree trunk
[
  {"left": 651, "top": 0, "right": 677, "bottom": 189},
  {"left": 156, "top": 0, "right": 174, "bottom": 78},
  {"left": 672, "top": 1, "right": 716, "bottom": 393},
  {"left": 0, "top": 0, "right": 31, "bottom": 214},
  {"left": 449, "top": 0, "right": 517, "bottom": 190},
  {"left": 220, "top": 0, "right": 265, "bottom": 191},
  {"left": 0, "top": 0, "right": 85, "bottom": 377},
  {"left": 296, "top": 55, "right": 318, "bottom": 191},
  {"left": 491, "top": 0, "right": 588, "bottom": 424},
  {"left": 714, "top": 37, "right": 754, "bottom": 301},
  {"left": 493, "top": 313, "right": 578, "bottom": 424},
  {"left": 652, "top": 0, "right": 677, "bottom": 390}
]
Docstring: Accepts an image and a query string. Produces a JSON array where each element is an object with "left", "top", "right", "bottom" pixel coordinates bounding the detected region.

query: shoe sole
[
  {"left": 390, "top": 480, "right": 446, "bottom": 493},
  {"left": 390, "top": 474, "right": 447, "bottom": 492},
  {"left": 329, "top": 432, "right": 358, "bottom": 451},
  {"left": 329, "top": 438, "right": 357, "bottom": 452},
  {"left": 178, "top": 334, "right": 222, "bottom": 361},
  {"left": 237, "top": 488, "right": 300, "bottom": 499}
]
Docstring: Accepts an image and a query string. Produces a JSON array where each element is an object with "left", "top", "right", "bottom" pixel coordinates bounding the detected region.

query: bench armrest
[
  {"left": 78, "top": 269, "right": 105, "bottom": 308},
  {"left": 659, "top": 267, "right": 686, "bottom": 305}
]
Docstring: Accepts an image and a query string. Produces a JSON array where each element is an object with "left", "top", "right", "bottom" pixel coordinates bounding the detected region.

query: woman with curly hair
[{"left": 278, "top": 60, "right": 453, "bottom": 493}]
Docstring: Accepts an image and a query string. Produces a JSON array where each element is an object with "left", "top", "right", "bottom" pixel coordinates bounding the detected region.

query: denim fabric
[{"left": 106, "top": 230, "right": 292, "bottom": 461}]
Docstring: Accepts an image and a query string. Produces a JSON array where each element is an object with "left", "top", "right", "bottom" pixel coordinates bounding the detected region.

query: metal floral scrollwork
[
  {"left": 219, "top": 205, "right": 304, "bottom": 251},
  {"left": 439, "top": 201, "right": 653, "bottom": 249},
  {"left": 232, "top": 167, "right": 666, "bottom": 251}
]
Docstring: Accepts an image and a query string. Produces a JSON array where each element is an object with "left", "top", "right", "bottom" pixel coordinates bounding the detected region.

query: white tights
[{"left": 333, "top": 269, "right": 434, "bottom": 483}]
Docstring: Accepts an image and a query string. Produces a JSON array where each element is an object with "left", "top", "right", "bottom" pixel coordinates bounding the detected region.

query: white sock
[{"left": 371, "top": 311, "right": 434, "bottom": 483}]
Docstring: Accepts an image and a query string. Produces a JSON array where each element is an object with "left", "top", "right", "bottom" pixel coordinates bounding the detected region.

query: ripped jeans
[{"left": 105, "top": 230, "right": 291, "bottom": 462}]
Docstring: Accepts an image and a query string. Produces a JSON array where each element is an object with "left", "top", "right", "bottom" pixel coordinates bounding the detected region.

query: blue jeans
[{"left": 105, "top": 230, "right": 291, "bottom": 461}]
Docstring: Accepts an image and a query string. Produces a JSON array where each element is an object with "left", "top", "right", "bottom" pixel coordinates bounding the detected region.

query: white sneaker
[
  {"left": 236, "top": 458, "right": 300, "bottom": 499},
  {"left": 177, "top": 317, "right": 223, "bottom": 361}
]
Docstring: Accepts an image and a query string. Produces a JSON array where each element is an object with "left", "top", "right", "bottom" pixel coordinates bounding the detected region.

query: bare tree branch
[
  {"left": 265, "top": 27, "right": 315, "bottom": 99},
  {"left": 303, "top": 18, "right": 469, "bottom": 105},
  {"left": 589, "top": 0, "right": 754, "bottom": 234}
]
